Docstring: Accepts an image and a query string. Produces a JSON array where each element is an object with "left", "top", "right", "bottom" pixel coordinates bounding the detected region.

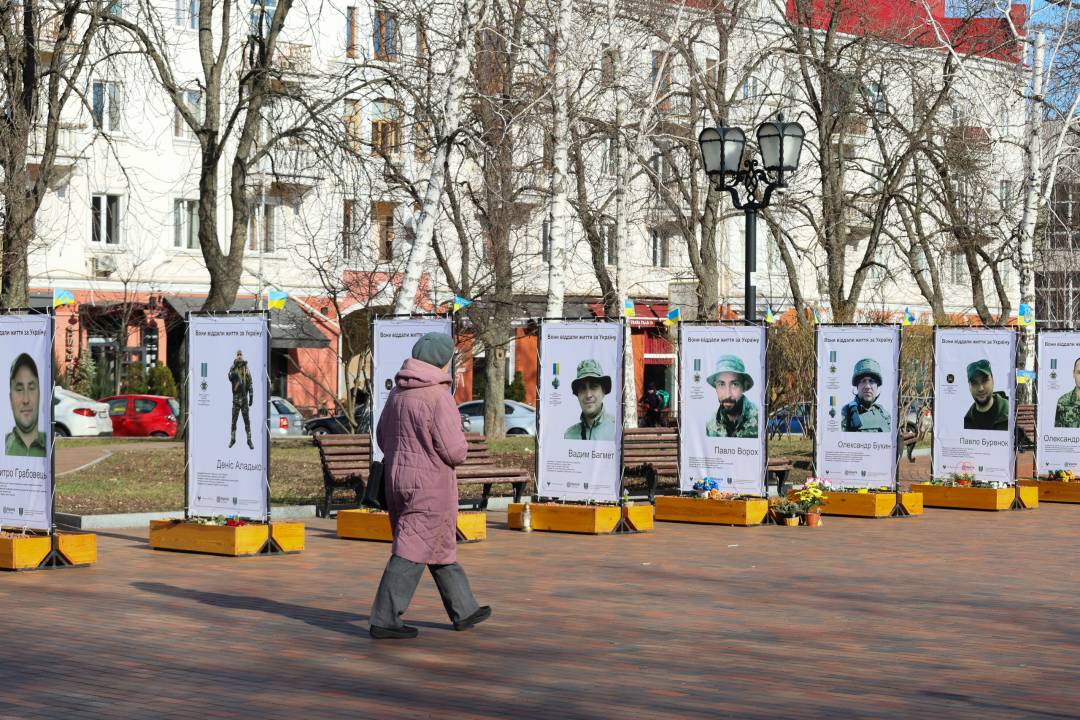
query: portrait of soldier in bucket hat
[
  {"left": 563, "top": 359, "right": 616, "bottom": 441},
  {"left": 841, "top": 358, "right": 892, "bottom": 433},
  {"left": 705, "top": 355, "right": 758, "bottom": 438},
  {"left": 963, "top": 359, "right": 1008, "bottom": 431}
]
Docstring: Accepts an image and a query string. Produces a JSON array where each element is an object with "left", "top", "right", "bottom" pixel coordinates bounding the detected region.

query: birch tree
[{"left": 542, "top": 0, "right": 572, "bottom": 318}]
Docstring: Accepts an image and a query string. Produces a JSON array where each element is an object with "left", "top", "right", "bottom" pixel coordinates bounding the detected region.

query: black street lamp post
[{"left": 699, "top": 115, "right": 805, "bottom": 322}]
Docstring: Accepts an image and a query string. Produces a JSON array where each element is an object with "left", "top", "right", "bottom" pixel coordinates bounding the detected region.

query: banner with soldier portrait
[
  {"left": 933, "top": 327, "right": 1016, "bottom": 484},
  {"left": 815, "top": 325, "right": 900, "bottom": 489},
  {"left": 372, "top": 317, "right": 453, "bottom": 461},
  {"left": 187, "top": 314, "right": 270, "bottom": 520},
  {"left": 537, "top": 321, "right": 623, "bottom": 502},
  {"left": 678, "top": 324, "right": 766, "bottom": 495},
  {"left": 0, "top": 313, "right": 53, "bottom": 531},
  {"left": 1035, "top": 330, "right": 1080, "bottom": 477}
]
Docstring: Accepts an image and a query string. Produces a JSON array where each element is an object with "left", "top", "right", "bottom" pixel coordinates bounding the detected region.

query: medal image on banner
[
  {"left": 933, "top": 327, "right": 1016, "bottom": 483},
  {"left": 0, "top": 314, "right": 53, "bottom": 531},
  {"left": 1035, "top": 330, "right": 1080, "bottom": 476},
  {"left": 815, "top": 325, "right": 900, "bottom": 489},
  {"left": 678, "top": 324, "right": 766, "bottom": 495},
  {"left": 187, "top": 315, "right": 270, "bottom": 520},
  {"left": 373, "top": 317, "right": 453, "bottom": 461},
  {"left": 537, "top": 321, "right": 623, "bottom": 502}
]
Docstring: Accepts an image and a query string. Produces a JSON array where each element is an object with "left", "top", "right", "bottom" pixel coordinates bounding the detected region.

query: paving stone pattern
[{"left": 1, "top": 506, "right": 1078, "bottom": 719}]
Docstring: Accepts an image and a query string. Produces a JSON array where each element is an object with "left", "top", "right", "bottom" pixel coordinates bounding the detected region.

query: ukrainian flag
[
  {"left": 1018, "top": 303, "right": 1034, "bottom": 327},
  {"left": 453, "top": 295, "right": 473, "bottom": 313},
  {"left": 53, "top": 289, "right": 75, "bottom": 308},
  {"left": 663, "top": 307, "right": 681, "bottom": 326},
  {"left": 267, "top": 290, "right": 287, "bottom": 310},
  {"left": 622, "top": 298, "right": 636, "bottom": 317}
]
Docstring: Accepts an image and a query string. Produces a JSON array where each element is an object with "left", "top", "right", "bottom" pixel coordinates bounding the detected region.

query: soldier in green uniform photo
[
  {"left": 228, "top": 350, "right": 255, "bottom": 449},
  {"left": 5, "top": 353, "right": 46, "bottom": 458},
  {"left": 563, "top": 359, "right": 617, "bottom": 441},
  {"left": 841, "top": 358, "right": 892, "bottom": 432},
  {"left": 1054, "top": 357, "right": 1080, "bottom": 428},
  {"left": 705, "top": 355, "right": 758, "bottom": 438},
  {"left": 963, "top": 359, "right": 1009, "bottom": 431}
]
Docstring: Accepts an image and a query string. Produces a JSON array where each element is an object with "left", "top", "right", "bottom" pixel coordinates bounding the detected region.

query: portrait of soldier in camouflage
[
  {"left": 1054, "top": 357, "right": 1080, "bottom": 428},
  {"left": 841, "top": 358, "right": 891, "bottom": 432},
  {"left": 705, "top": 355, "right": 758, "bottom": 438},
  {"left": 228, "top": 350, "right": 255, "bottom": 449}
]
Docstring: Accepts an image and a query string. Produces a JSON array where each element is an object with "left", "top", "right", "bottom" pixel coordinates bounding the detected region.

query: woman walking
[{"left": 369, "top": 332, "right": 491, "bottom": 639}]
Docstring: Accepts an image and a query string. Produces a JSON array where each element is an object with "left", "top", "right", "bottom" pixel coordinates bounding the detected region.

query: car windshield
[
  {"left": 272, "top": 399, "right": 297, "bottom": 415},
  {"left": 167, "top": 399, "right": 180, "bottom": 416}
]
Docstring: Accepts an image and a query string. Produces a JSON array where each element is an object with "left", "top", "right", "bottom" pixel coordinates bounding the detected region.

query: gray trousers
[{"left": 370, "top": 554, "right": 480, "bottom": 629}]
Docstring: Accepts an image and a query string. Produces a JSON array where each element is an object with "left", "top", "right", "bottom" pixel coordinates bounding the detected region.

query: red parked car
[{"left": 101, "top": 394, "right": 179, "bottom": 438}]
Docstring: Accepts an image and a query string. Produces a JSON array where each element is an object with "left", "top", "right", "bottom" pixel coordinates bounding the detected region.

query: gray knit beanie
[{"left": 411, "top": 332, "right": 455, "bottom": 368}]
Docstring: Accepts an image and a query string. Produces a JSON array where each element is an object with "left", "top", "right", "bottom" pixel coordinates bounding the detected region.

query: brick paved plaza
[{"left": 2, "top": 505, "right": 1078, "bottom": 719}]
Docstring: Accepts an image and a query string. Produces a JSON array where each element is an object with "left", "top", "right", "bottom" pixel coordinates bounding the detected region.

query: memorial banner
[
  {"left": 537, "top": 321, "right": 623, "bottom": 502},
  {"left": 372, "top": 317, "right": 453, "bottom": 461},
  {"left": 1035, "top": 330, "right": 1080, "bottom": 476},
  {"left": 933, "top": 327, "right": 1016, "bottom": 483},
  {"left": 0, "top": 314, "right": 53, "bottom": 531},
  {"left": 815, "top": 325, "right": 900, "bottom": 489},
  {"left": 678, "top": 324, "right": 766, "bottom": 495},
  {"left": 187, "top": 314, "right": 270, "bottom": 520}
]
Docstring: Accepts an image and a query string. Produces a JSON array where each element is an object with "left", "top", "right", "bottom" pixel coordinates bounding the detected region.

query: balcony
[
  {"left": 243, "top": 41, "right": 313, "bottom": 89},
  {"left": 255, "top": 143, "right": 322, "bottom": 198},
  {"left": 27, "top": 125, "right": 81, "bottom": 189}
]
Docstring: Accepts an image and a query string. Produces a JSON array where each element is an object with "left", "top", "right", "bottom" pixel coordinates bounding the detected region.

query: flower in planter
[
  {"left": 856, "top": 488, "right": 869, "bottom": 494},
  {"left": 795, "top": 477, "right": 830, "bottom": 512},
  {"left": 692, "top": 477, "right": 720, "bottom": 496},
  {"left": 1050, "top": 469, "right": 1075, "bottom": 483},
  {"left": 772, "top": 499, "right": 802, "bottom": 518}
]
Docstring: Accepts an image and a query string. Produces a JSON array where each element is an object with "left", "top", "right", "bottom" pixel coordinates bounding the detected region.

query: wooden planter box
[
  {"left": 819, "top": 491, "right": 923, "bottom": 518},
  {"left": 655, "top": 496, "right": 769, "bottom": 526},
  {"left": 0, "top": 532, "right": 97, "bottom": 571},
  {"left": 1019, "top": 480, "right": 1080, "bottom": 504},
  {"left": 507, "top": 502, "right": 654, "bottom": 534},
  {"left": 911, "top": 484, "right": 1038, "bottom": 511},
  {"left": 337, "top": 509, "right": 487, "bottom": 543},
  {"left": 148, "top": 521, "right": 305, "bottom": 556}
]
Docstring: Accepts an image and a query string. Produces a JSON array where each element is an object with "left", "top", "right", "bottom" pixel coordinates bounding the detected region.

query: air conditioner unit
[{"left": 91, "top": 255, "right": 117, "bottom": 278}]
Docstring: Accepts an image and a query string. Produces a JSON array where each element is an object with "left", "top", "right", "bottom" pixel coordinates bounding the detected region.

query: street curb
[
  {"left": 55, "top": 504, "right": 318, "bottom": 530},
  {"left": 57, "top": 450, "right": 114, "bottom": 478}
]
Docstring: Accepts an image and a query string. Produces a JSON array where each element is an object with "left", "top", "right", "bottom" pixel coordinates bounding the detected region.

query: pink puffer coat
[{"left": 375, "top": 358, "right": 468, "bottom": 564}]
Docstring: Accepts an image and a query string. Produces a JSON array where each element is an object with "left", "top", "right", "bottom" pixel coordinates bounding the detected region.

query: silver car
[
  {"left": 457, "top": 400, "right": 535, "bottom": 436},
  {"left": 269, "top": 396, "right": 307, "bottom": 437}
]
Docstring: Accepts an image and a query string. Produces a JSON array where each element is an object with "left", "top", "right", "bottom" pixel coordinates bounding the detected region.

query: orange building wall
[{"left": 514, "top": 329, "right": 539, "bottom": 407}]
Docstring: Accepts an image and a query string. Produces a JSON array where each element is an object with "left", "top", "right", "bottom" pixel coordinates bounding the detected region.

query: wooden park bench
[
  {"left": 1016, "top": 403, "right": 1036, "bottom": 451},
  {"left": 622, "top": 426, "right": 796, "bottom": 499},
  {"left": 314, "top": 433, "right": 530, "bottom": 517}
]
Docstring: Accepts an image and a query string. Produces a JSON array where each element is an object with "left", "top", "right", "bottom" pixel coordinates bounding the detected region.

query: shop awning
[
  {"left": 587, "top": 301, "right": 669, "bottom": 327},
  {"left": 163, "top": 296, "right": 330, "bottom": 349}
]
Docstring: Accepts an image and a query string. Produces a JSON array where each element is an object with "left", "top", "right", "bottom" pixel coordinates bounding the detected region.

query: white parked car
[{"left": 53, "top": 387, "right": 113, "bottom": 438}]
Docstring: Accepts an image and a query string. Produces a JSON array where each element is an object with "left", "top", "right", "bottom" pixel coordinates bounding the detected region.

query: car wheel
[
  {"left": 150, "top": 431, "right": 169, "bottom": 438},
  {"left": 507, "top": 427, "right": 528, "bottom": 436},
  {"left": 311, "top": 427, "right": 329, "bottom": 436},
  {"left": 54, "top": 425, "right": 70, "bottom": 438}
]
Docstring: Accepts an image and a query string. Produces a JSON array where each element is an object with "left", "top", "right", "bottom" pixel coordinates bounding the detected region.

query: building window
[
  {"left": 371, "top": 99, "right": 402, "bottom": 157},
  {"left": 248, "top": 202, "right": 276, "bottom": 253},
  {"left": 740, "top": 75, "right": 758, "bottom": 100},
  {"left": 604, "top": 222, "right": 616, "bottom": 265},
  {"left": 541, "top": 219, "right": 550, "bottom": 262},
  {"left": 342, "top": 199, "right": 361, "bottom": 260},
  {"left": 107, "top": 0, "right": 123, "bottom": 16},
  {"left": 174, "top": 89, "right": 201, "bottom": 138},
  {"left": 651, "top": 229, "right": 669, "bottom": 267},
  {"left": 650, "top": 51, "right": 672, "bottom": 111},
  {"left": 373, "top": 8, "right": 398, "bottom": 61},
  {"left": 949, "top": 250, "right": 966, "bottom": 285},
  {"left": 415, "top": 122, "right": 431, "bottom": 160},
  {"left": 372, "top": 202, "right": 395, "bottom": 261},
  {"left": 864, "top": 81, "right": 886, "bottom": 113},
  {"left": 344, "top": 98, "right": 362, "bottom": 151},
  {"left": 416, "top": 22, "right": 428, "bottom": 66},
  {"left": 345, "top": 6, "right": 358, "bottom": 58},
  {"left": 602, "top": 135, "right": 619, "bottom": 176},
  {"left": 91, "top": 194, "right": 122, "bottom": 245},
  {"left": 1037, "top": 271, "right": 1080, "bottom": 328},
  {"left": 1049, "top": 182, "right": 1079, "bottom": 249},
  {"left": 175, "top": 0, "right": 198, "bottom": 28},
  {"left": 174, "top": 199, "right": 199, "bottom": 249},
  {"left": 250, "top": 0, "right": 276, "bottom": 38},
  {"left": 91, "top": 80, "right": 121, "bottom": 132}
]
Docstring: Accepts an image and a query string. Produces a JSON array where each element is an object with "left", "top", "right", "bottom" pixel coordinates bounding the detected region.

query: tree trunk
[{"left": 543, "top": 0, "right": 573, "bottom": 318}]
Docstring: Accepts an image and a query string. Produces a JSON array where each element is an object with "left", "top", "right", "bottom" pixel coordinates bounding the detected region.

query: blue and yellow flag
[
  {"left": 764, "top": 307, "right": 777, "bottom": 324},
  {"left": 663, "top": 307, "right": 681, "bottom": 326},
  {"left": 267, "top": 290, "right": 287, "bottom": 310},
  {"left": 1017, "top": 369, "right": 1035, "bottom": 385},
  {"left": 453, "top": 295, "right": 473, "bottom": 313},
  {"left": 53, "top": 289, "right": 75, "bottom": 308},
  {"left": 902, "top": 307, "right": 915, "bottom": 326},
  {"left": 1018, "top": 303, "right": 1034, "bottom": 327},
  {"left": 622, "top": 298, "right": 636, "bottom": 318}
]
